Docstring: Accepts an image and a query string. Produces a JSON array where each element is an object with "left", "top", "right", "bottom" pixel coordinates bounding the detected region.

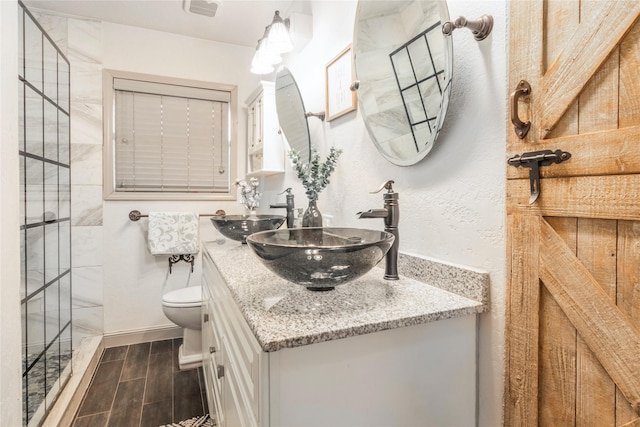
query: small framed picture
[{"left": 325, "top": 45, "right": 357, "bottom": 121}]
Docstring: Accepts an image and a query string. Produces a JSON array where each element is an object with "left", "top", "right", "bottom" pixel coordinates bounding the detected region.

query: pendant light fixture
[
  {"left": 250, "top": 10, "right": 294, "bottom": 75},
  {"left": 250, "top": 27, "right": 281, "bottom": 75}
]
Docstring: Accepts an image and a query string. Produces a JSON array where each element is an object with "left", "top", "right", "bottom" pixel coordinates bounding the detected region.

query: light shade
[
  {"left": 250, "top": 61, "right": 274, "bottom": 75},
  {"left": 249, "top": 11, "right": 294, "bottom": 75},
  {"left": 256, "top": 37, "right": 282, "bottom": 66},
  {"left": 266, "top": 11, "right": 294, "bottom": 54},
  {"left": 250, "top": 36, "right": 281, "bottom": 75}
]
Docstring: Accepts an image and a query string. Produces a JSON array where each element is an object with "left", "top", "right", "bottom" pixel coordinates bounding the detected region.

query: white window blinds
[{"left": 113, "top": 78, "right": 231, "bottom": 193}]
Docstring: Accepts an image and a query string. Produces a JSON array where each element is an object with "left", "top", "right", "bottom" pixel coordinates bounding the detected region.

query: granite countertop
[{"left": 203, "top": 239, "right": 487, "bottom": 352}]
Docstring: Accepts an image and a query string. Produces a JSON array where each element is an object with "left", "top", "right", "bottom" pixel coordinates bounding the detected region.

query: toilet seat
[{"left": 162, "top": 286, "right": 201, "bottom": 308}]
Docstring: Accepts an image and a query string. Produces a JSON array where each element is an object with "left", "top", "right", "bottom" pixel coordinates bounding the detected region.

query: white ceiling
[{"left": 23, "top": 0, "right": 312, "bottom": 48}]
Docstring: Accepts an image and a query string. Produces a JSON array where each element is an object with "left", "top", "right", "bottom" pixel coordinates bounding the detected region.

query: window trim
[{"left": 102, "top": 69, "right": 238, "bottom": 201}]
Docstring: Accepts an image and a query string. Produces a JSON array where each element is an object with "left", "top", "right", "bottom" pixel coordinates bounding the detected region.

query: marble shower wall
[{"left": 33, "top": 12, "right": 104, "bottom": 349}]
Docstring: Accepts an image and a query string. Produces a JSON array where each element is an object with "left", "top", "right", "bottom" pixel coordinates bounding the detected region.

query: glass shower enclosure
[{"left": 19, "top": 2, "right": 72, "bottom": 425}]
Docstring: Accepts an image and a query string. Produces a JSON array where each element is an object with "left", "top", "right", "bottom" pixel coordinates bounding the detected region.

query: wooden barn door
[{"left": 506, "top": 2, "right": 640, "bottom": 426}]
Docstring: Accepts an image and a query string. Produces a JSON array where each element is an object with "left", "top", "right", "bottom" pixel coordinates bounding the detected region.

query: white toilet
[{"left": 161, "top": 286, "right": 202, "bottom": 370}]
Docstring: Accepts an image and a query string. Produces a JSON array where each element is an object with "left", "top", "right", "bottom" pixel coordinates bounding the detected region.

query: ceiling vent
[{"left": 183, "top": 0, "right": 221, "bottom": 17}]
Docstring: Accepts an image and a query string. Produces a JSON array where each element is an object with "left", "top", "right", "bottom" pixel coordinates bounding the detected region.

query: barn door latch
[{"left": 507, "top": 149, "right": 571, "bottom": 204}]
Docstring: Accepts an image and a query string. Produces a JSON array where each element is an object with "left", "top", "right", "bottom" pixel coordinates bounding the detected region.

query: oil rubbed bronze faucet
[
  {"left": 270, "top": 188, "right": 295, "bottom": 228},
  {"left": 357, "top": 180, "right": 399, "bottom": 280}
]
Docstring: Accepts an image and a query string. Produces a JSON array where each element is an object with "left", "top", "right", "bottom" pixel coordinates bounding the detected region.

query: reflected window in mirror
[{"left": 354, "top": 0, "right": 452, "bottom": 166}]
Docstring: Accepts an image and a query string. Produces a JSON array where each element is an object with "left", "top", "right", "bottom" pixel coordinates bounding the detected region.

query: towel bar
[{"left": 128, "top": 209, "right": 226, "bottom": 221}]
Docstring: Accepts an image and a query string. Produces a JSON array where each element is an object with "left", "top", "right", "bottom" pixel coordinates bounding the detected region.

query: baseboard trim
[
  {"left": 103, "top": 325, "right": 182, "bottom": 348},
  {"left": 42, "top": 335, "right": 103, "bottom": 427}
]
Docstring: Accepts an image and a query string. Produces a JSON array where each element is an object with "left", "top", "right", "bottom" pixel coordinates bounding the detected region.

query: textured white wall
[
  {"left": 262, "top": 1, "right": 507, "bottom": 426},
  {"left": 0, "top": 0, "right": 23, "bottom": 424}
]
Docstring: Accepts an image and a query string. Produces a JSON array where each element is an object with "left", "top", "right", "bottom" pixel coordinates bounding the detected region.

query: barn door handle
[
  {"left": 510, "top": 80, "right": 531, "bottom": 139},
  {"left": 507, "top": 149, "right": 571, "bottom": 204}
]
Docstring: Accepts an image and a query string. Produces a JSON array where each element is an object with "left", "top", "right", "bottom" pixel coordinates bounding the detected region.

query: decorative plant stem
[{"left": 289, "top": 147, "right": 343, "bottom": 201}]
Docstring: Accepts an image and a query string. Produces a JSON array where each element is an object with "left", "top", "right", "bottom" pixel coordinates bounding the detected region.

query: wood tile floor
[{"left": 72, "top": 338, "right": 207, "bottom": 427}]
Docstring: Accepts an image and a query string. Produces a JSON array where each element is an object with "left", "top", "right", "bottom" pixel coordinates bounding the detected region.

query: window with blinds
[{"left": 103, "top": 70, "right": 237, "bottom": 201}]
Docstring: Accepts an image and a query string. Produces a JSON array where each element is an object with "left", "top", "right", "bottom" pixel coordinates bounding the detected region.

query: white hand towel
[{"left": 148, "top": 212, "right": 199, "bottom": 255}]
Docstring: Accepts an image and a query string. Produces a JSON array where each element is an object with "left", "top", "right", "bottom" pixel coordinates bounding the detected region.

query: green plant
[{"left": 289, "top": 147, "right": 343, "bottom": 201}]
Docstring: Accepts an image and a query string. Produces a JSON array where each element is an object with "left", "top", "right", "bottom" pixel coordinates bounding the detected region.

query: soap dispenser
[{"left": 293, "top": 208, "right": 304, "bottom": 228}]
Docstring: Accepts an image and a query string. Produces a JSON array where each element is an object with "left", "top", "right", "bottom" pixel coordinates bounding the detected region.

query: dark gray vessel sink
[
  {"left": 246, "top": 227, "right": 395, "bottom": 291},
  {"left": 210, "top": 214, "right": 285, "bottom": 243}
]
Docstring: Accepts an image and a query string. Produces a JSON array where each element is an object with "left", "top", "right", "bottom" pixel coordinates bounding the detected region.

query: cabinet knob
[
  {"left": 209, "top": 346, "right": 216, "bottom": 354},
  {"left": 217, "top": 364, "right": 225, "bottom": 379},
  {"left": 203, "top": 313, "right": 209, "bottom": 323}
]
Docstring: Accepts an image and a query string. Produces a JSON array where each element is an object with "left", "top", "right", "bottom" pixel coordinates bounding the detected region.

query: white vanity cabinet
[
  {"left": 202, "top": 245, "right": 481, "bottom": 427},
  {"left": 202, "top": 250, "right": 266, "bottom": 427},
  {"left": 245, "top": 81, "right": 284, "bottom": 178}
]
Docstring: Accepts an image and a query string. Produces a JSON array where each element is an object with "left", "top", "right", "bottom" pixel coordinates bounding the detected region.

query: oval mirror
[
  {"left": 353, "top": 0, "right": 453, "bottom": 166},
  {"left": 275, "top": 67, "right": 312, "bottom": 164}
]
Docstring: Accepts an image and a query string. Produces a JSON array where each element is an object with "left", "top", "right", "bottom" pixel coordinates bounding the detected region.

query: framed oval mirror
[
  {"left": 275, "top": 67, "right": 312, "bottom": 164},
  {"left": 353, "top": 0, "right": 453, "bottom": 166}
]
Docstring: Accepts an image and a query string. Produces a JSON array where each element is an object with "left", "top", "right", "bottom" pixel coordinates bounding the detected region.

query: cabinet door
[
  {"left": 221, "top": 335, "right": 259, "bottom": 427},
  {"left": 202, "top": 256, "right": 224, "bottom": 424},
  {"left": 202, "top": 342, "right": 224, "bottom": 425},
  {"left": 219, "top": 295, "right": 263, "bottom": 422},
  {"left": 245, "top": 82, "right": 284, "bottom": 177},
  {"left": 207, "top": 253, "right": 263, "bottom": 426},
  {"left": 201, "top": 285, "right": 215, "bottom": 417},
  {"left": 247, "top": 105, "right": 255, "bottom": 150},
  {"left": 254, "top": 95, "right": 263, "bottom": 147},
  {"left": 247, "top": 95, "right": 263, "bottom": 150}
]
